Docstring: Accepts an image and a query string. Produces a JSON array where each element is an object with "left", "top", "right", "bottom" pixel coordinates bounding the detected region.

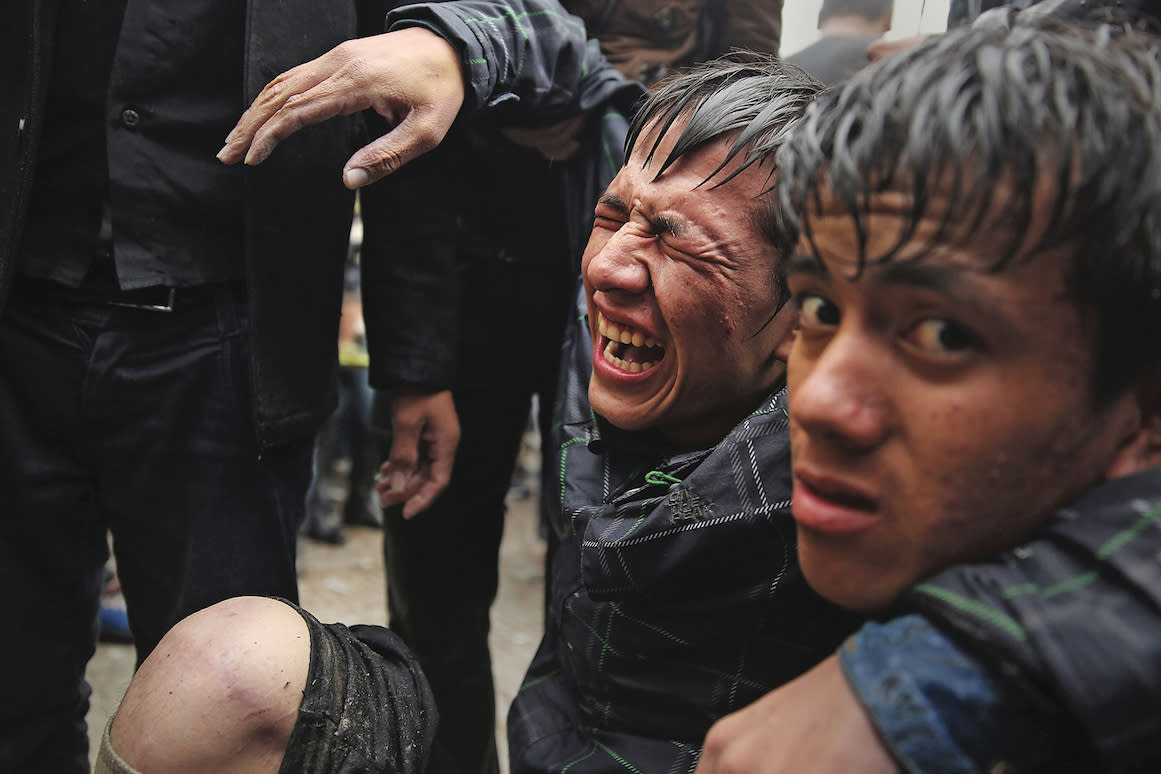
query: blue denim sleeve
[{"left": 837, "top": 615, "right": 1016, "bottom": 774}]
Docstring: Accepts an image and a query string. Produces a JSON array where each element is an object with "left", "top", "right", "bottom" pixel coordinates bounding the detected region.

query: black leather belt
[{"left": 15, "top": 275, "right": 246, "bottom": 313}]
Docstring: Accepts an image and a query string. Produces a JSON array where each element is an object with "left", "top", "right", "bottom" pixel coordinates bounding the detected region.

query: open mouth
[
  {"left": 798, "top": 471, "right": 878, "bottom": 512},
  {"left": 596, "top": 311, "right": 665, "bottom": 374}
]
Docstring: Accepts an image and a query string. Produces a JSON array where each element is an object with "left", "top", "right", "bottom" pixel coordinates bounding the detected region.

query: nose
[
  {"left": 584, "top": 225, "right": 653, "bottom": 299},
  {"left": 788, "top": 331, "right": 892, "bottom": 451}
]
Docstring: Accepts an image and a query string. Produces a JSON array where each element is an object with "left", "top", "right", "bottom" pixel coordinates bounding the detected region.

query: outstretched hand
[
  {"left": 217, "top": 27, "right": 465, "bottom": 189},
  {"left": 695, "top": 655, "right": 899, "bottom": 774},
  {"left": 375, "top": 387, "right": 460, "bottom": 520}
]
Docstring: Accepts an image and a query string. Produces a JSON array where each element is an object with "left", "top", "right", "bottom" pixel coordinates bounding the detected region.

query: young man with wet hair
[
  {"left": 95, "top": 56, "right": 863, "bottom": 774},
  {"left": 698, "top": 9, "right": 1161, "bottom": 773},
  {"left": 506, "top": 57, "right": 859, "bottom": 773}
]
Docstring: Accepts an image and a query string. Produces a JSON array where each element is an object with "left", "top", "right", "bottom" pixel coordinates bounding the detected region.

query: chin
[
  {"left": 595, "top": 406, "right": 653, "bottom": 433},
  {"left": 800, "top": 556, "right": 894, "bottom": 613}
]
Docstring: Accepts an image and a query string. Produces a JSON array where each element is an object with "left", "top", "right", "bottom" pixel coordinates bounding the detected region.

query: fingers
[
  {"left": 373, "top": 442, "right": 446, "bottom": 520},
  {"left": 218, "top": 28, "right": 465, "bottom": 189},
  {"left": 378, "top": 410, "right": 423, "bottom": 503},
  {"left": 218, "top": 50, "right": 370, "bottom": 167},
  {"left": 341, "top": 110, "right": 451, "bottom": 189},
  {"left": 500, "top": 113, "right": 588, "bottom": 162},
  {"left": 374, "top": 389, "right": 460, "bottom": 519},
  {"left": 218, "top": 65, "right": 330, "bottom": 165},
  {"left": 399, "top": 423, "right": 457, "bottom": 519}
]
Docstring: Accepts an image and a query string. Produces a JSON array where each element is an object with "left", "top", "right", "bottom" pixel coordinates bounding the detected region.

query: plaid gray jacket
[{"left": 507, "top": 288, "right": 859, "bottom": 773}]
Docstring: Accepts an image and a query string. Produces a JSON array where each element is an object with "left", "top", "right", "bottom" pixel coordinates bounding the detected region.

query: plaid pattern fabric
[
  {"left": 508, "top": 289, "right": 859, "bottom": 772},
  {"left": 908, "top": 467, "right": 1161, "bottom": 772}
]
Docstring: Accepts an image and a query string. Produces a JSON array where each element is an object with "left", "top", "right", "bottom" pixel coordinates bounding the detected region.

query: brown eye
[
  {"left": 906, "top": 318, "right": 976, "bottom": 354},
  {"left": 799, "top": 295, "right": 840, "bottom": 327}
]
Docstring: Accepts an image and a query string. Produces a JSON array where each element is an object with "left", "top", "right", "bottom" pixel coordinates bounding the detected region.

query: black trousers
[
  {"left": 0, "top": 281, "right": 309, "bottom": 773},
  {"left": 374, "top": 250, "right": 572, "bottom": 774}
]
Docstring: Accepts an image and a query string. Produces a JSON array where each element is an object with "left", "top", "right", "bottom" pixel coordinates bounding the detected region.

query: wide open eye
[
  {"left": 798, "top": 294, "right": 840, "bottom": 328},
  {"left": 904, "top": 317, "right": 977, "bottom": 356}
]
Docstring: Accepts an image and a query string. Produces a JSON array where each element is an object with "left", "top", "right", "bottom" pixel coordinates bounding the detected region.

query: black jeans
[
  {"left": 0, "top": 281, "right": 309, "bottom": 773},
  {"left": 374, "top": 249, "right": 571, "bottom": 774}
]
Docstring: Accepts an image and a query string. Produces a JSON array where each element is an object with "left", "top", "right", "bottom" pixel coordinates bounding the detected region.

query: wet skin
[
  {"left": 784, "top": 188, "right": 1144, "bottom": 612},
  {"left": 582, "top": 122, "right": 796, "bottom": 448}
]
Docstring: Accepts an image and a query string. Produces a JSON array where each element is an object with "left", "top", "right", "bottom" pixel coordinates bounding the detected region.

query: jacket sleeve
[
  {"left": 385, "top": 0, "right": 601, "bottom": 122},
  {"left": 358, "top": 143, "right": 459, "bottom": 390},
  {"left": 838, "top": 615, "right": 1090, "bottom": 774},
  {"left": 896, "top": 474, "right": 1161, "bottom": 774},
  {"left": 358, "top": 0, "right": 641, "bottom": 390}
]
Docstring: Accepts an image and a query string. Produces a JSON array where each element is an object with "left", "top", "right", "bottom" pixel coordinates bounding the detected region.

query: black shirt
[{"left": 21, "top": 0, "right": 246, "bottom": 289}]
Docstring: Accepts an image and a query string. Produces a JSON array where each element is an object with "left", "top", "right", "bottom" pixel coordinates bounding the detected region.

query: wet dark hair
[
  {"left": 777, "top": 12, "right": 1161, "bottom": 402},
  {"left": 624, "top": 56, "right": 823, "bottom": 307}
]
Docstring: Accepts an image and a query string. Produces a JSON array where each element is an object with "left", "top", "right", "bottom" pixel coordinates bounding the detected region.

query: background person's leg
[
  {"left": 0, "top": 294, "right": 121, "bottom": 774},
  {"left": 97, "top": 295, "right": 307, "bottom": 663},
  {"left": 376, "top": 386, "right": 531, "bottom": 774}
]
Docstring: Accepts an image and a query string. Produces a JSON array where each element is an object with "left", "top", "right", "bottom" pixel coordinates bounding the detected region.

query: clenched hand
[{"left": 375, "top": 387, "right": 460, "bottom": 520}]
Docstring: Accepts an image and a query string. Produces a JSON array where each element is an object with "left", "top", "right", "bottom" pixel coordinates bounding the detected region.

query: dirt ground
[{"left": 84, "top": 474, "right": 547, "bottom": 773}]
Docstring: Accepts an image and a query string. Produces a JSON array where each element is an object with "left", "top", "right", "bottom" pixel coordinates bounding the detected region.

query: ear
[{"left": 1104, "top": 373, "right": 1161, "bottom": 479}]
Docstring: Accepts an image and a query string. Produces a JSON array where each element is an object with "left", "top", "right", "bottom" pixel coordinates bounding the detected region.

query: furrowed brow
[
  {"left": 597, "top": 193, "right": 630, "bottom": 216},
  {"left": 653, "top": 214, "right": 684, "bottom": 238}
]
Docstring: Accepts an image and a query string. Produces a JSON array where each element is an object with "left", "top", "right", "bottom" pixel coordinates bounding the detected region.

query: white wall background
[{"left": 779, "top": 0, "right": 951, "bottom": 57}]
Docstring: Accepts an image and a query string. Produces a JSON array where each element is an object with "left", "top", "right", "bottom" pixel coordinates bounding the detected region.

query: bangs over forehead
[
  {"left": 778, "top": 14, "right": 1161, "bottom": 273},
  {"left": 776, "top": 13, "right": 1161, "bottom": 400},
  {"left": 625, "top": 56, "right": 820, "bottom": 192}
]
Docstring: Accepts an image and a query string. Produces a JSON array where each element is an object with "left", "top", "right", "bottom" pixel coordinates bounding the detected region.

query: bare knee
[{"left": 109, "top": 596, "right": 311, "bottom": 774}]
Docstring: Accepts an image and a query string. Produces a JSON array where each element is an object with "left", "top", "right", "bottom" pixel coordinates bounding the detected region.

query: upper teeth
[
  {"left": 596, "top": 311, "right": 662, "bottom": 374},
  {"left": 597, "top": 311, "right": 659, "bottom": 348}
]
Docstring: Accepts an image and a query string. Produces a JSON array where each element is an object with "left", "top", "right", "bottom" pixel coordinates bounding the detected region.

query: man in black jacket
[{"left": 1, "top": 1, "right": 614, "bottom": 770}]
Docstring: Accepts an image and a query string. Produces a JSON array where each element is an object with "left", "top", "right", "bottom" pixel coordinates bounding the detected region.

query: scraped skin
[{"left": 582, "top": 120, "right": 796, "bottom": 449}]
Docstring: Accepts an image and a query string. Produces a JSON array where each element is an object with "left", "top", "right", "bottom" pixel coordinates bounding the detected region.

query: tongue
[{"left": 620, "top": 343, "right": 664, "bottom": 364}]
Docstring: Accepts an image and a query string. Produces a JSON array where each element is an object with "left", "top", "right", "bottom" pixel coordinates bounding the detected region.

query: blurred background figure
[
  {"left": 302, "top": 213, "right": 381, "bottom": 546},
  {"left": 785, "top": 0, "right": 894, "bottom": 85}
]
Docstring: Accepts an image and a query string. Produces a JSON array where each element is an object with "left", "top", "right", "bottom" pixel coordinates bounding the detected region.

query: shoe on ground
[
  {"left": 98, "top": 606, "right": 134, "bottom": 644},
  {"left": 303, "top": 520, "right": 347, "bottom": 545},
  {"left": 342, "top": 500, "right": 382, "bottom": 528}
]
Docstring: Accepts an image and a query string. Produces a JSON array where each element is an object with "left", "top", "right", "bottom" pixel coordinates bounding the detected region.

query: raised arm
[{"left": 218, "top": 0, "right": 617, "bottom": 188}]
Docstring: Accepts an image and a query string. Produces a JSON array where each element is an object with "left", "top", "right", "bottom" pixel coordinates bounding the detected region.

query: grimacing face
[
  {"left": 785, "top": 187, "right": 1144, "bottom": 613},
  {"left": 582, "top": 123, "right": 795, "bottom": 448}
]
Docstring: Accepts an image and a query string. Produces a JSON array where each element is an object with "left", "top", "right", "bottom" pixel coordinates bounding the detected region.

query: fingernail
[
  {"left": 216, "top": 146, "right": 229, "bottom": 162},
  {"left": 389, "top": 472, "right": 406, "bottom": 491},
  {"left": 344, "top": 167, "right": 370, "bottom": 189}
]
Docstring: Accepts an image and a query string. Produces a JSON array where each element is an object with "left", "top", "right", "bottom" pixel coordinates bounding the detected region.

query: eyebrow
[
  {"left": 597, "top": 193, "right": 629, "bottom": 215},
  {"left": 876, "top": 259, "right": 966, "bottom": 295},
  {"left": 596, "top": 193, "right": 684, "bottom": 238},
  {"left": 789, "top": 249, "right": 1003, "bottom": 323}
]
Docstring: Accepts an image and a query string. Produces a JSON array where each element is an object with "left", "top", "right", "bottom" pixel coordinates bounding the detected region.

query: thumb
[{"left": 342, "top": 108, "right": 457, "bottom": 189}]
